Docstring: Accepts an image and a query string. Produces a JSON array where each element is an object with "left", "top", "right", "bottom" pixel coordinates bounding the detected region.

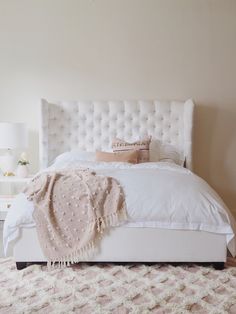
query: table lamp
[{"left": 0, "top": 122, "right": 28, "bottom": 176}]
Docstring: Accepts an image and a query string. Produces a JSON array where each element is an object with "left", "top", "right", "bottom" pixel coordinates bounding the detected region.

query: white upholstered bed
[{"left": 4, "top": 99, "right": 236, "bottom": 269}]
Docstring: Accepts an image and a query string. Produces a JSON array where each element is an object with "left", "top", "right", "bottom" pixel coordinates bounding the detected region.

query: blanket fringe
[
  {"left": 96, "top": 206, "right": 127, "bottom": 232},
  {"left": 47, "top": 206, "right": 127, "bottom": 270},
  {"left": 47, "top": 241, "right": 96, "bottom": 270}
]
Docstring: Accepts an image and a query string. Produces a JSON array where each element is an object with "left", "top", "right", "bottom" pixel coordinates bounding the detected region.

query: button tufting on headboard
[{"left": 40, "top": 99, "right": 194, "bottom": 170}]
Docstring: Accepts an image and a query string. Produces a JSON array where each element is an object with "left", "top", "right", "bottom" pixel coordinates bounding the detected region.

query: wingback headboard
[{"left": 40, "top": 99, "right": 194, "bottom": 170}]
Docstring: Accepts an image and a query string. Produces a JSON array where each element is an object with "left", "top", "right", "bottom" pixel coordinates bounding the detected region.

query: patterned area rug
[{"left": 0, "top": 258, "right": 236, "bottom": 314}]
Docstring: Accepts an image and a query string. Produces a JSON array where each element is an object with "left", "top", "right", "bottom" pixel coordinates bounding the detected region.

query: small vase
[{"left": 16, "top": 165, "right": 29, "bottom": 178}]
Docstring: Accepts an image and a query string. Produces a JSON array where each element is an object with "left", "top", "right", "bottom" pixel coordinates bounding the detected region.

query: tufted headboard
[{"left": 40, "top": 99, "right": 194, "bottom": 170}]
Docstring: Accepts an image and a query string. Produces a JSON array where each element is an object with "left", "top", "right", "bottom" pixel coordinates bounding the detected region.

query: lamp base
[
  {"left": 4, "top": 171, "right": 15, "bottom": 177},
  {"left": 0, "top": 149, "right": 16, "bottom": 176}
]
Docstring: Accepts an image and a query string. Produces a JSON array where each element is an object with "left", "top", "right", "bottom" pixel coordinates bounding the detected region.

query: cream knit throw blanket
[{"left": 24, "top": 169, "right": 127, "bottom": 268}]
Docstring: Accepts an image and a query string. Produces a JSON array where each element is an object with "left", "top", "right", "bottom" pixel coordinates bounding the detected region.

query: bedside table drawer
[
  {"left": 0, "top": 200, "right": 12, "bottom": 211},
  {"left": 0, "top": 176, "right": 33, "bottom": 221},
  {"left": 0, "top": 199, "right": 13, "bottom": 220}
]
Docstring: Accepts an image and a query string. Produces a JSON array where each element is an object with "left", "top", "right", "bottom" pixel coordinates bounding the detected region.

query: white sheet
[{"left": 3, "top": 161, "right": 236, "bottom": 256}]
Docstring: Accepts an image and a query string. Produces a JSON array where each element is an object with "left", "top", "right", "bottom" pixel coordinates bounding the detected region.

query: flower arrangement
[{"left": 18, "top": 152, "right": 30, "bottom": 166}]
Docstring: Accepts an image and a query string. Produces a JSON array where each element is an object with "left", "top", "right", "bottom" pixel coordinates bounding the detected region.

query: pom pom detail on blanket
[{"left": 24, "top": 169, "right": 127, "bottom": 268}]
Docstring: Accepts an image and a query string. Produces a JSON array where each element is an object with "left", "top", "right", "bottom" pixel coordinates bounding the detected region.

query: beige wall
[{"left": 0, "top": 0, "right": 235, "bottom": 213}]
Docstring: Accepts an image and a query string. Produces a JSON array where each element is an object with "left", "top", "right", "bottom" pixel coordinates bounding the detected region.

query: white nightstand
[{"left": 0, "top": 176, "right": 33, "bottom": 220}]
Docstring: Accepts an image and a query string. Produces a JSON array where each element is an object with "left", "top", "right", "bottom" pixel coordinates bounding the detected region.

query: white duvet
[{"left": 3, "top": 161, "right": 236, "bottom": 256}]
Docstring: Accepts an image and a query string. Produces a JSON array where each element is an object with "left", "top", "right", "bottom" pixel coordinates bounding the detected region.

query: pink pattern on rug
[{"left": 0, "top": 258, "right": 236, "bottom": 314}]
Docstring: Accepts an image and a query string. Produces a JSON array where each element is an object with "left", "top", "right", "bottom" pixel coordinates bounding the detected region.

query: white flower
[{"left": 20, "top": 152, "right": 28, "bottom": 162}]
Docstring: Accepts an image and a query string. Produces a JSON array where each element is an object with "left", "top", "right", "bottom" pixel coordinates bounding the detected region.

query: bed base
[{"left": 11, "top": 227, "right": 227, "bottom": 270}]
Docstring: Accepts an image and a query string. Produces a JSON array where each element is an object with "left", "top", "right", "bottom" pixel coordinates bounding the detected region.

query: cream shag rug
[{"left": 0, "top": 258, "right": 236, "bottom": 314}]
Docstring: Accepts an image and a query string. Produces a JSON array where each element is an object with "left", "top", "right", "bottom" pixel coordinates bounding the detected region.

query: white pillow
[
  {"left": 150, "top": 139, "right": 185, "bottom": 166},
  {"left": 53, "top": 150, "right": 96, "bottom": 165}
]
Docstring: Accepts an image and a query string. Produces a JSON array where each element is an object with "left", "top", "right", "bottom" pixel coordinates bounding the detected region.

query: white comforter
[{"left": 3, "top": 161, "right": 236, "bottom": 256}]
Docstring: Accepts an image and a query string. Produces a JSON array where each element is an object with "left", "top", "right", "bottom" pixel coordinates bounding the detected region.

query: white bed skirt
[{"left": 11, "top": 227, "right": 227, "bottom": 263}]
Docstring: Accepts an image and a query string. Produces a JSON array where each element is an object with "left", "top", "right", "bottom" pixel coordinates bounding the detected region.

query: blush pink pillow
[{"left": 96, "top": 150, "right": 139, "bottom": 164}]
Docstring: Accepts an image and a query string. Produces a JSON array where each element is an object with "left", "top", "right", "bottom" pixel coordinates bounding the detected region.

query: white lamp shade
[{"left": 0, "top": 122, "right": 28, "bottom": 149}]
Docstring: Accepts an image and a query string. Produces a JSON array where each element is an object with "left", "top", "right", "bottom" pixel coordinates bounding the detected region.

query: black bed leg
[
  {"left": 213, "top": 262, "right": 225, "bottom": 270},
  {"left": 16, "top": 262, "right": 27, "bottom": 270}
]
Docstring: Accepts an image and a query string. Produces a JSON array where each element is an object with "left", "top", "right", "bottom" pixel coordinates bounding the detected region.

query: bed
[{"left": 4, "top": 99, "right": 236, "bottom": 269}]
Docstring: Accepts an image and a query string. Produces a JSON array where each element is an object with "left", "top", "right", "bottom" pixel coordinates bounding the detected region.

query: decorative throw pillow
[
  {"left": 112, "top": 137, "right": 151, "bottom": 163},
  {"left": 96, "top": 150, "right": 139, "bottom": 164}
]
